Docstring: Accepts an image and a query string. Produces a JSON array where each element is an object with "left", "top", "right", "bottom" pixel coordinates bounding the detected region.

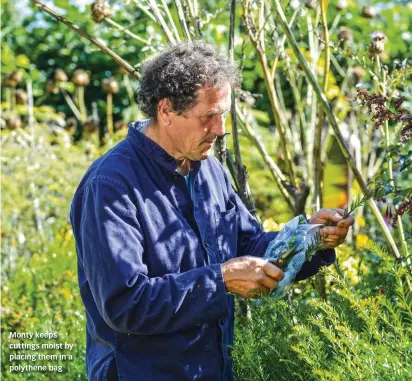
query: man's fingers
[
  {"left": 323, "top": 234, "right": 343, "bottom": 241},
  {"left": 263, "top": 262, "right": 285, "bottom": 281},
  {"left": 321, "top": 226, "right": 348, "bottom": 238},
  {"left": 262, "top": 276, "right": 278, "bottom": 290},
  {"left": 337, "top": 214, "right": 355, "bottom": 228}
]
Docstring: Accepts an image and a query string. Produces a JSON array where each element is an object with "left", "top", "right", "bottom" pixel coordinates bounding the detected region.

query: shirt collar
[{"left": 127, "top": 120, "right": 201, "bottom": 174}]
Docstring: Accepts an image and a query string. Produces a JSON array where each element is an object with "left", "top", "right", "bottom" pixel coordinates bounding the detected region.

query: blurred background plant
[{"left": 1, "top": 0, "right": 411, "bottom": 379}]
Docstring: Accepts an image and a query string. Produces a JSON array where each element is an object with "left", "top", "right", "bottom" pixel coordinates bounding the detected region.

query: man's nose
[{"left": 211, "top": 114, "right": 226, "bottom": 136}]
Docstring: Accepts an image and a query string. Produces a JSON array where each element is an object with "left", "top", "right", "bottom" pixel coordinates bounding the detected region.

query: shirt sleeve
[
  {"left": 72, "top": 177, "right": 229, "bottom": 335},
  {"left": 220, "top": 164, "right": 335, "bottom": 280}
]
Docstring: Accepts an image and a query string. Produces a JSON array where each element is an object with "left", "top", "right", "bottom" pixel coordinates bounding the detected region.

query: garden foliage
[{"left": 1, "top": 0, "right": 412, "bottom": 380}]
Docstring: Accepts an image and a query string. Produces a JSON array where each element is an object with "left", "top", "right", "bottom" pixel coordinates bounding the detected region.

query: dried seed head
[
  {"left": 16, "top": 89, "right": 28, "bottom": 105},
  {"left": 338, "top": 26, "right": 353, "bottom": 42},
  {"left": 371, "top": 31, "right": 385, "bottom": 42},
  {"left": 10, "top": 71, "right": 24, "bottom": 84},
  {"left": 72, "top": 69, "right": 90, "bottom": 86},
  {"left": 102, "top": 77, "right": 119, "bottom": 94},
  {"left": 6, "top": 115, "right": 22, "bottom": 130},
  {"left": 3, "top": 71, "right": 23, "bottom": 88},
  {"left": 362, "top": 5, "right": 377, "bottom": 19},
  {"left": 336, "top": 0, "right": 347, "bottom": 11},
  {"left": 54, "top": 69, "right": 68, "bottom": 83},
  {"left": 47, "top": 79, "right": 59, "bottom": 94},
  {"left": 91, "top": 1, "right": 112, "bottom": 23},
  {"left": 3, "top": 74, "right": 17, "bottom": 88},
  {"left": 305, "top": 0, "right": 317, "bottom": 9}
]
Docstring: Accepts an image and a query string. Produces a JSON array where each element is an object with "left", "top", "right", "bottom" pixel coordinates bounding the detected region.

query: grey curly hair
[{"left": 135, "top": 40, "right": 240, "bottom": 120}]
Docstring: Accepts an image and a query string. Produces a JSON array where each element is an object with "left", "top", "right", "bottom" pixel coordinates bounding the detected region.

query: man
[{"left": 70, "top": 41, "right": 354, "bottom": 381}]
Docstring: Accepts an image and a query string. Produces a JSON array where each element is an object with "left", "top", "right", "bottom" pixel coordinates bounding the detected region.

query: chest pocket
[{"left": 214, "top": 199, "right": 238, "bottom": 261}]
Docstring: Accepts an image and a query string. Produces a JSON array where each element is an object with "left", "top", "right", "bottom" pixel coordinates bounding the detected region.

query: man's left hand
[{"left": 308, "top": 208, "right": 355, "bottom": 249}]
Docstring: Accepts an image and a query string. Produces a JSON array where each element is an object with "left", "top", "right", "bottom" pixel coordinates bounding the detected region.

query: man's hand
[
  {"left": 221, "top": 256, "right": 284, "bottom": 299},
  {"left": 309, "top": 208, "right": 355, "bottom": 248}
]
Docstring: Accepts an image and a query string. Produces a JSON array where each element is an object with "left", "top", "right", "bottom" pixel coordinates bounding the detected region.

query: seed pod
[
  {"left": 338, "top": 27, "right": 353, "bottom": 42},
  {"left": 305, "top": 0, "right": 317, "bottom": 9},
  {"left": 91, "top": 1, "right": 112, "bottom": 23},
  {"left": 369, "top": 32, "right": 385, "bottom": 56},
  {"left": 335, "top": 1, "right": 347, "bottom": 11},
  {"left": 10, "top": 71, "right": 24, "bottom": 85},
  {"left": 3, "top": 74, "right": 17, "bottom": 88},
  {"left": 352, "top": 66, "right": 366, "bottom": 81},
  {"left": 54, "top": 69, "right": 68, "bottom": 83},
  {"left": 47, "top": 79, "right": 59, "bottom": 94},
  {"left": 16, "top": 89, "right": 28, "bottom": 105},
  {"left": 6, "top": 115, "right": 22, "bottom": 130},
  {"left": 102, "top": 78, "right": 119, "bottom": 94},
  {"left": 362, "top": 5, "right": 376, "bottom": 19},
  {"left": 72, "top": 69, "right": 90, "bottom": 86}
]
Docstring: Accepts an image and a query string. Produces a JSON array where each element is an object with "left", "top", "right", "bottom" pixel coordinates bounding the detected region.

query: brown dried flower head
[
  {"left": 338, "top": 27, "right": 353, "bottom": 42},
  {"left": 16, "top": 89, "right": 28, "bottom": 105},
  {"left": 91, "top": 1, "right": 112, "bottom": 23},
  {"left": 72, "top": 69, "right": 90, "bottom": 86},
  {"left": 336, "top": 1, "right": 347, "bottom": 11},
  {"left": 47, "top": 79, "right": 59, "bottom": 94},
  {"left": 369, "top": 32, "right": 385, "bottom": 56},
  {"left": 102, "top": 78, "right": 119, "bottom": 94},
  {"left": 362, "top": 5, "right": 377, "bottom": 19},
  {"left": 6, "top": 115, "right": 22, "bottom": 130},
  {"left": 54, "top": 69, "right": 68, "bottom": 83},
  {"left": 305, "top": 0, "right": 317, "bottom": 10}
]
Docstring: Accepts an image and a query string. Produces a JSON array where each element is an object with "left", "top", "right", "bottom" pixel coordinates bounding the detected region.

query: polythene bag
[{"left": 262, "top": 215, "right": 324, "bottom": 300}]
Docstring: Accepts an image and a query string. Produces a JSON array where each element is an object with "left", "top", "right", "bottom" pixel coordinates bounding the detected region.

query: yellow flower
[
  {"left": 355, "top": 216, "right": 366, "bottom": 228},
  {"left": 356, "top": 234, "right": 370, "bottom": 248}
]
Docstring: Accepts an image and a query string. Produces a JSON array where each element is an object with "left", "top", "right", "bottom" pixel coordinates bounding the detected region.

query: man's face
[{"left": 167, "top": 83, "right": 231, "bottom": 161}]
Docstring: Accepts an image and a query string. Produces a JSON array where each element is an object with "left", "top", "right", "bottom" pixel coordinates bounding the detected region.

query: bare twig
[{"left": 30, "top": 0, "right": 140, "bottom": 79}]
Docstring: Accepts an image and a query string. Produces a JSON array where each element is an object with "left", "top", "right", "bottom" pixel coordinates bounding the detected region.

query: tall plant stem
[
  {"left": 123, "top": 74, "right": 138, "bottom": 120},
  {"left": 242, "top": 0, "right": 296, "bottom": 188},
  {"left": 314, "top": 0, "right": 330, "bottom": 210},
  {"left": 226, "top": 0, "right": 257, "bottom": 217},
  {"left": 77, "top": 86, "right": 87, "bottom": 123},
  {"left": 272, "top": 0, "right": 401, "bottom": 259},
  {"left": 30, "top": 0, "right": 140, "bottom": 79},
  {"left": 379, "top": 62, "right": 409, "bottom": 258},
  {"left": 105, "top": 18, "right": 148, "bottom": 44},
  {"left": 237, "top": 108, "right": 295, "bottom": 211},
  {"left": 160, "top": 0, "right": 181, "bottom": 42},
  {"left": 147, "top": 0, "right": 177, "bottom": 44},
  {"left": 6, "top": 88, "right": 11, "bottom": 111},
  {"left": 174, "top": 0, "right": 192, "bottom": 40},
  {"left": 27, "top": 80, "right": 35, "bottom": 149},
  {"left": 61, "top": 89, "right": 83, "bottom": 122},
  {"left": 107, "top": 93, "right": 113, "bottom": 137}
]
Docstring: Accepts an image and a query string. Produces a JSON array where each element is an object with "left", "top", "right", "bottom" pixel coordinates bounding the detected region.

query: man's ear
[{"left": 157, "top": 98, "right": 174, "bottom": 126}]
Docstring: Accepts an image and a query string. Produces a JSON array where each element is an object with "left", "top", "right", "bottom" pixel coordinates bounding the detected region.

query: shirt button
[{"left": 204, "top": 240, "right": 210, "bottom": 248}]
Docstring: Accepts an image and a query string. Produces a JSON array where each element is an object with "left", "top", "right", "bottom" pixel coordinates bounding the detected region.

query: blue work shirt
[{"left": 70, "top": 120, "right": 335, "bottom": 381}]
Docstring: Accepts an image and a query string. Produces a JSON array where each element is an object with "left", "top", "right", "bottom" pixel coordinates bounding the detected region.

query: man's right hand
[{"left": 221, "top": 256, "right": 284, "bottom": 299}]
